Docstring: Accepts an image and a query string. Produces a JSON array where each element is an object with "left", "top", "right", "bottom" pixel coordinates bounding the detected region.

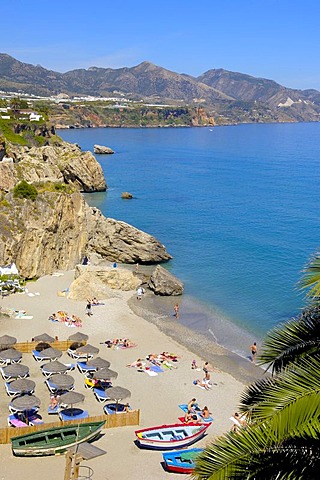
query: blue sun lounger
[
  {"left": 59, "top": 408, "right": 89, "bottom": 421},
  {"left": 94, "top": 388, "right": 111, "bottom": 403}
]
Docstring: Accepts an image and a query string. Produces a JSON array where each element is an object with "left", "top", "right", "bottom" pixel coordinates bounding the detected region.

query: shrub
[{"left": 13, "top": 180, "right": 38, "bottom": 201}]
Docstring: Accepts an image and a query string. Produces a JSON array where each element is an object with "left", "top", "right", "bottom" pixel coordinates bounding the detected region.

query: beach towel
[
  {"left": 150, "top": 365, "right": 164, "bottom": 373},
  {"left": 145, "top": 370, "right": 158, "bottom": 376}
]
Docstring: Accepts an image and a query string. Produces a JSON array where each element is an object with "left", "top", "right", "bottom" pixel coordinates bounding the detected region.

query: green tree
[{"left": 193, "top": 284, "right": 320, "bottom": 479}]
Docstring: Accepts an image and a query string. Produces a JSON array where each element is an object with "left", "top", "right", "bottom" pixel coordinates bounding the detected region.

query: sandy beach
[{"left": 0, "top": 269, "right": 262, "bottom": 480}]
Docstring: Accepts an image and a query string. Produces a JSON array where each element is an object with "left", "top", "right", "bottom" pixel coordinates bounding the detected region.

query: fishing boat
[
  {"left": 135, "top": 422, "right": 210, "bottom": 450},
  {"left": 11, "top": 421, "right": 105, "bottom": 456},
  {"left": 162, "top": 447, "right": 203, "bottom": 473}
]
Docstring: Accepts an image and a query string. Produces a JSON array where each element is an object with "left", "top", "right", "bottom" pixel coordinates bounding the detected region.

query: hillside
[{"left": 1, "top": 53, "right": 320, "bottom": 124}]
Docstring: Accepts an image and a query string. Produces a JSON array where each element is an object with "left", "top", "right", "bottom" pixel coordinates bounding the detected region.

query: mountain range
[{"left": 1, "top": 53, "right": 320, "bottom": 123}]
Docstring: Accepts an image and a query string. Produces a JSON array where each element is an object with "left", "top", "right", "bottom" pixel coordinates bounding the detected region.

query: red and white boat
[{"left": 135, "top": 422, "right": 210, "bottom": 450}]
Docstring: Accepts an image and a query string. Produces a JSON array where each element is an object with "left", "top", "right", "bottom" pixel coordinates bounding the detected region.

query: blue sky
[{"left": 2, "top": 0, "right": 320, "bottom": 90}]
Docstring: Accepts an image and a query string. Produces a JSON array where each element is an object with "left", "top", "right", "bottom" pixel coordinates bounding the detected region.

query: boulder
[
  {"left": 94, "top": 145, "right": 115, "bottom": 154},
  {"left": 68, "top": 265, "right": 141, "bottom": 300},
  {"left": 148, "top": 265, "right": 184, "bottom": 296},
  {"left": 121, "top": 192, "right": 133, "bottom": 199},
  {"left": 0, "top": 191, "right": 172, "bottom": 278}
]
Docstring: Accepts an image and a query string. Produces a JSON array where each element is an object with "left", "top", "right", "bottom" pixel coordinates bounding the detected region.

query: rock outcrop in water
[
  {"left": 148, "top": 265, "right": 184, "bottom": 296},
  {"left": 94, "top": 145, "right": 114, "bottom": 154},
  {"left": 0, "top": 191, "right": 172, "bottom": 278}
]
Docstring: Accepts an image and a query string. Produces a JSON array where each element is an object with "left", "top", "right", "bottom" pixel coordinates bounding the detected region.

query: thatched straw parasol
[
  {"left": 0, "top": 348, "right": 22, "bottom": 363},
  {"left": 33, "top": 333, "right": 55, "bottom": 343},
  {"left": 49, "top": 374, "right": 75, "bottom": 390},
  {"left": 41, "top": 361, "right": 69, "bottom": 375},
  {"left": 0, "top": 335, "right": 17, "bottom": 349},
  {"left": 2, "top": 363, "right": 29, "bottom": 379},
  {"left": 38, "top": 347, "right": 62, "bottom": 360},
  {"left": 68, "top": 332, "right": 89, "bottom": 342},
  {"left": 86, "top": 357, "right": 110, "bottom": 369},
  {"left": 9, "top": 378, "right": 35, "bottom": 394},
  {"left": 105, "top": 386, "right": 131, "bottom": 411},
  {"left": 10, "top": 395, "right": 41, "bottom": 411}
]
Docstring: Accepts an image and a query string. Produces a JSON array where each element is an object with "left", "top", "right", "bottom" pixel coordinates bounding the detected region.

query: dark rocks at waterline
[
  {"left": 94, "top": 145, "right": 115, "bottom": 154},
  {"left": 148, "top": 265, "right": 184, "bottom": 296}
]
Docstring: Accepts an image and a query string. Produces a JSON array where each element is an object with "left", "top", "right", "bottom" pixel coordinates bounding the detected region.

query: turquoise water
[{"left": 59, "top": 123, "right": 320, "bottom": 342}]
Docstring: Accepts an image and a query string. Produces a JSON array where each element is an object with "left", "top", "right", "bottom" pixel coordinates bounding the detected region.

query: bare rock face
[
  {"left": 0, "top": 192, "right": 172, "bottom": 278},
  {"left": 94, "top": 145, "right": 114, "bottom": 154},
  {"left": 68, "top": 265, "right": 141, "bottom": 300},
  {"left": 0, "top": 142, "right": 107, "bottom": 192},
  {"left": 86, "top": 211, "right": 172, "bottom": 264},
  {"left": 148, "top": 265, "right": 184, "bottom": 296}
]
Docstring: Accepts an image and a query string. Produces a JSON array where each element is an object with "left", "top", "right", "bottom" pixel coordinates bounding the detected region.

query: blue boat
[{"left": 162, "top": 447, "right": 203, "bottom": 473}]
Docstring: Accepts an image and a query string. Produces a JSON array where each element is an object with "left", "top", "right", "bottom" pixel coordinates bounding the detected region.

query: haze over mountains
[{"left": 1, "top": 53, "right": 320, "bottom": 123}]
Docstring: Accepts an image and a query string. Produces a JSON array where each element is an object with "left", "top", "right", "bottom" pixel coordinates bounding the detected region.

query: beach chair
[
  {"left": 1, "top": 368, "right": 28, "bottom": 381},
  {"left": 45, "top": 379, "right": 74, "bottom": 394},
  {"left": 67, "top": 349, "right": 94, "bottom": 360},
  {"left": 59, "top": 408, "right": 89, "bottom": 421},
  {"left": 94, "top": 388, "right": 111, "bottom": 403},
  {"left": 7, "top": 414, "right": 28, "bottom": 428},
  {"left": 48, "top": 404, "right": 60, "bottom": 415},
  {"left": 103, "top": 403, "right": 132, "bottom": 415},
  {"left": 77, "top": 361, "right": 96, "bottom": 374},
  {"left": 28, "top": 414, "right": 44, "bottom": 426},
  {"left": 5, "top": 382, "right": 18, "bottom": 396}
]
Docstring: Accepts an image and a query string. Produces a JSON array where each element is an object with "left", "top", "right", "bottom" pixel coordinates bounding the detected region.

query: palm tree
[
  {"left": 193, "top": 279, "right": 320, "bottom": 479},
  {"left": 299, "top": 251, "right": 320, "bottom": 302}
]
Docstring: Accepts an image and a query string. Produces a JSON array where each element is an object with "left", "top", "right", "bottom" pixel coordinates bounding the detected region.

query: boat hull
[
  {"left": 11, "top": 421, "right": 105, "bottom": 456},
  {"left": 135, "top": 422, "right": 210, "bottom": 450},
  {"left": 163, "top": 448, "right": 202, "bottom": 473}
]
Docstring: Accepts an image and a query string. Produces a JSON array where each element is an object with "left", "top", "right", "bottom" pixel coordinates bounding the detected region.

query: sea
[{"left": 59, "top": 123, "right": 320, "bottom": 358}]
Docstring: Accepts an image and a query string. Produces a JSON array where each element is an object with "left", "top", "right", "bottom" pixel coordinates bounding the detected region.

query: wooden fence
[
  {"left": 14, "top": 341, "right": 78, "bottom": 353},
  {"left": 0, "top": 410, "right": 140, "bottom": 444}
]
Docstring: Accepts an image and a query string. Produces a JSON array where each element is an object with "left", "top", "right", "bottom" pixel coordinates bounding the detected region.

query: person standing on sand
[
  {"left": 174, "top": 303, "right": 179, "bottom": 319},
  {"left": 250, "top": 342, "right": 257, "bottom": 362},
  {"left": 86, "top": 299, "right": 93, "bottom": 317},
  {"left": 137, "top": 287, "right": 142, "bottom": 301}
]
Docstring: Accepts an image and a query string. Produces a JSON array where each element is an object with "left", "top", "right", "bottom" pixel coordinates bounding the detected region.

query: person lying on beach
[
  {"left": 230, "top": 412, "right": 247, "bottom": 432},
  {"left": 184, "top": 409, "right": 198, "bottom": 423},
  {"left": 49, "top": 313, "right": 58, "bottom": 322},
  {"left": 127, "top": 359, "right": 145, "bottom": 370},
  {"left": 49, "top": 395, "right": 58, "bottom": 410},
  {"left": 193, "top": 379, "right": 211, "bottom": 390},
  {"left": 201, "top": 406, "right": 211, "bottom": 419}
]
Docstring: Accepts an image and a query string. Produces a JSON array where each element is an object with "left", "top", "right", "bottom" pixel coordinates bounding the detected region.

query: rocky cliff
[
  {"left": 0, "top": 191, "right": 172, "bottom": 278},
  {"left": 0, "top": 141, "right": 106, "bottom": 193}
]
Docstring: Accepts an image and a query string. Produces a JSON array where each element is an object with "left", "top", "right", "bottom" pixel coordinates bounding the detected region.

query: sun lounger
[
  {"left": 8, "top": 415, "right": 28, "bottom": 428},
  {"left": 77, "top": 361, "right": 96, "bottom": 374},
  {"left": 103, "top": 403, "right": 132, "bottom": 415},
  {"left": 67, "top": 349, "right": 94, "bottom": 360},
  {"left": 5, "top": 382, "right": 19, "bottom": 396},
  {"left": 59, "top": 408, "right": 89, "bottom": 421},
  {"left": 48, "top": 404, "right": 59, "bottom": 414},
  {"left": 28, "top": 413, "right": 44, "bottom": 426},
  {"left": 1, "top": 368, "right": 28, "bottom": 381},
  {"left": 32, "top": 350, "right": 59, "bottom": 362},
  {"left": 94, "top": 388, "right": 111, "bottom": 403},
  {"left": 45, "top": 379, "right": 74, "bottom": 394}
]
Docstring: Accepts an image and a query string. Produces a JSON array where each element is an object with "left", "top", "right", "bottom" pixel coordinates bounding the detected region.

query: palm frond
[
  {"left": 299, "top": 252, "right": 320, "bottom": 300},
  {"left": 240, "top": 356, "right": 320, "bottom": 421},
  {"left": 257, "top": 306, "right": 320, "bottom": 373}
]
